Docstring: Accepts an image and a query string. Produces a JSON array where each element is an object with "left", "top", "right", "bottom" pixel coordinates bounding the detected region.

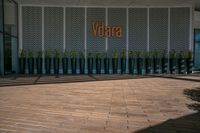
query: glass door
[{"left": 194, "top": 29, "right": 200, "bottom": 70}]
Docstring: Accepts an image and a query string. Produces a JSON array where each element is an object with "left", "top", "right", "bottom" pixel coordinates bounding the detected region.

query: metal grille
[
  {"left": 108, "top": 8, "right": 126, "bottom": 55},
  {"left": 170, "top": 7, "right": 190, "bottom": 51},
  {"left": 65, "top": 8, "right": 85, "bottom": 52},
  {"left": 149, "top": 8, "right": 168, "bottom": 51},
  {"left": 129, "top": 8, "right": 147, "bottom": 51},
  {"left": 22, "top": 6, "right": 42, "bottom": 53},
  {"left": 44, "top": 7, "right": 63, "bottom": 52},
  {"left": 87, "top": 8, "right": 105, "bottom": 52}
]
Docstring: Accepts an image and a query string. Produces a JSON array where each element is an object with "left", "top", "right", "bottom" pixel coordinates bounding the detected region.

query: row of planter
[{"left": 19, "top": 50, "right": 193, "bottom": 74}]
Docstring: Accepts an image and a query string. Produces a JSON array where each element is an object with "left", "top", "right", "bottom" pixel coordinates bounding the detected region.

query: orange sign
[{"left": 92, "top": 20, "right": 122, "bottom": 38}]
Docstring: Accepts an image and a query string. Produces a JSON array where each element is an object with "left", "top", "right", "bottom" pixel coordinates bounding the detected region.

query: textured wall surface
[{"left": 22, "top": 6, "right": 42, "bottom": 52}]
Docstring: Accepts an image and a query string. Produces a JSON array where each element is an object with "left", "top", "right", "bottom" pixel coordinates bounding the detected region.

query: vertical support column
[
  {"left": 189, "top": 7, "right": 193, "bottom": 51},
  {"left": 42, "top": 6, "right": 45, "bottom": 74},
  {"left": 126, "top": 8, "right": 129, "bottom": 73},
  {"left": 63, "top": 7, "right": 66, "bottom": 52},
  {"left": 147, "top": 8, "right": 149, "bottom": 52},
  {"left": 105, "top": 7, "right": 108, "bottom": 51},
  {"left": 84, "top": 7, "right": 87, "bottom": 73},
  {"left": 19, "top": 5, "right": 22, "bottom": 51},
  {"left": 168, "top": 8, "right": 170, "bottom": 73}
]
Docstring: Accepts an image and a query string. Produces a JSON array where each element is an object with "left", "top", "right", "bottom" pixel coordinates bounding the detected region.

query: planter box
[
  {"left": 137, "top": 58, "right": 143, "bottom": 75},
  {"left": 45, "top": 58, "right": 51, "bottom": 74},
  {"left": 36, "top": 58, "right": 43, "bottom": 74},
  {"left": 104, "top": 58, "right": 110, "bottom": 74},
  {"left": 54, "top": 58, "right": 60, "bottom": 74},
  {"left": 145, "top": 58, "right": 151, "bottom": 74},
  {"left": 28, "top": 58, "right": 34, "bottom": 74},
  {"left": 79, "top": 58, "right": 85, "bottom": 74},
  {"left": 129, "top": 58, "right": 135, "bottom": 74},
  {"left": 178, "top": 58, "right": 186, "bottom": 74},
  {"left": 121, "top": 58, "right": 126, "bottom": 74},
  {"left": 186, "top": 58, "right": 193, "bottom": 74},
  {"left": 112, "top": 58, "right": 118, "bottom": 74},
  {"left": 161, "top": 58, "right": 168, "bottom": 74},
  {"left": 170, "top": 58, "right": 176, "bottom": 74},
  {"left": 71, "top": 58, "right": 77, "bottom": 74},
  {"left": 19, "top": 58, "right": 26, "bottom": 74},
  {"left": 87, "top": 58, "right": 94, "bottom": 74},
  {"left": 62, "top": 58, "right": 68, "bottom": 74},
  {"left": 96, "top": 58, "right": 102, "bottom": 74}
]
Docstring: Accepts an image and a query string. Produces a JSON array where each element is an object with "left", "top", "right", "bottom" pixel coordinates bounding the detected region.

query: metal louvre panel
[
  {"left": 129, "top": 8, "right": 147, "bottom": 51},
  {"left": 149, "top": 8, "right": 168, "bottom": 51},
  {"left": 22, "top": 6, "right": 42, "bottom": 53},
  {"left": 170, "top": 7, "right": 190, "bottom": 51},
  {"left": 65, "top": 8, "right": 85, "bottom": 52},
  {"left": 44, "top": 7, "right": 63, "bottom": 52},
  {"left": 108, "top": 8, "right": 126, "bottom": 55},
  {"left": 87, "top": 8, "right": 105, "bottom": 52}
]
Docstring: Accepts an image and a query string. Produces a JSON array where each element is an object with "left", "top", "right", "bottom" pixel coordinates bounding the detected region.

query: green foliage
[
  {"left": 28, "top": 50, "right": 34, "bottom": 58},
  {"left": 169, "top": 50, "right": 177, "bottom": 58},
  {"left": 87, "top": 52, "right": 94, "bottom": 58},
  {"left": 79, "top": 51, "right": 85, "bottom": 58},
  {"left": 70, "top": 51, "right": 77, "bottom": 58},
  {"left": 156, "top": 50, "right": 166, "bottom": 58},
  {"left": 121, "top": 49, "right": 126, "bottom": 58},
  {"left": 102, "top": 51, "right": 108, "bottom": 58},
  {"left": 95, "top": 52, "right": 101, "bottom": 58},
  {"left": 45, "top": 51, "right": 52, "bottom": 58},
  {"left": 129, "top": 51, "right": 137, "bottom": 58},
  {"left": 37, "top": 51, "right": 43, "bottom": 58},
  {"left": 63, "top": 51, "right": 69, "bottom": 58},
  {"left": 182, "top": 51, "right": 193, "bottom": 58},
  {"left": 54, "top": 50, "right": 60, "bottom": 58},
  {"left": 19, "top": 50, "right": 26, "bottom": 58},
  {"left": 112, "top": 50, "right": 118, "bottom": 58}
]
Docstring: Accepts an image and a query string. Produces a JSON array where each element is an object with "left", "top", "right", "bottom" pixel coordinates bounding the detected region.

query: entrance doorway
[{"left": 194, "top": 29, "right": 200, "bottom": 70}]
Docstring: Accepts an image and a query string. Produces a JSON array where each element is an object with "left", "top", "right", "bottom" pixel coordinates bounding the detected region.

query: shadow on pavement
[{"left": 133, "top": 88, "right": 200, "bottom": 133}]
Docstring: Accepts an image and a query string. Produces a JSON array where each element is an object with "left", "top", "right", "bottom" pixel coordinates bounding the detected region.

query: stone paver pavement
[{"left": 0, "top": 78, "right": 200, "bottom": 133}]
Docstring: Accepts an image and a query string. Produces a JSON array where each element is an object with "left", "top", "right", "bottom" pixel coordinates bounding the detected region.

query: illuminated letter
[
  {"left": 105, "top": 26, "right": 111, "bottom": 37},
  {"left": 116, "top": 27, "right": 122, "bottom": 37},
  {"left": 98, "top": 20, "right": 105, "bottom": 37},
  {"left": 92, "top": 21, "right": 99, "bottom": 37}
]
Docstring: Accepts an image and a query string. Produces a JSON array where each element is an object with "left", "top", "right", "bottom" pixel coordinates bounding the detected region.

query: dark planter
[
  {"left": 53, "top": 58, "right": 60, "bottom": 74},
  {"left": 96, "top": 58, "right": 102, "bottom": 74},
  {"left": 161, "top": 58, "right": 168, "bottom": 74},
  {"left": 121, "top": 58, "right": 126, "bottom": 74},
  {"left": 170, "top": 58, "right": 176, "bottom": 74},
  {"left": 145, "top": 58, "right": 151, "bottom": 74},
  {"left": 153, "top": 58, "right": 158, "bottom": 74},
  {"left": 129, "top": 58, "right": 135, "bottom": 74},
  {"left": 45, "top": 58, "right": 51, "bottom": 74},
  {"left": 28, "top": 58, "right": 34, "bottom": 74},
  {"left": 104, "top": 58, "right": 110, "bottom": 74},
  {"left": 112, "top": 58, "right": 118, "bottom": 74},
  {"left": 178, "top": 58, "right": 186, "bottom": 74},
  {"left": 186, "top": 58, "right": 193, "bottom": 74},
  {"left": 137, "top": 58, "right": 142, "bottom": 75},
  {"left": 87, "top": 58, "right": 94, "bottom": 74},
  {"left": 19, "top": 57, "right": 26, "bottom": 74},
  {"left": 36, "top": 58, "right": 43, "bottom": 74},
  {"left": 62, "top": 58, "right": 68, "bottom": 74},
  {"left": 71, "top": 58, "right": 77, "bottom": 74},
  {"left": 79, "top": 58, "right": 85, "bottom": 74}
]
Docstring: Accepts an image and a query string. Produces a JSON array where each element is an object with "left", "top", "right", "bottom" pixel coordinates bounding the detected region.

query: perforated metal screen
[
  {"left": 108, "top": 8, "right": 126, "bottom": 55},
  {"left": 170, "top": 7, "right": 190, "bottom": 51},
  {"left": 129, "top": 8, "right": 147, "bottom": 51},
  {"left": 22, "top": 6, "right": 42, "bottom": 53},
  {"left": 87, "top": 8, "right": 105, "bottom": 52},
  {"left": 65, "top": 7, "right": 85, "bottom": 52},
  {"left": 44, "top": 7, "right": 63, "bottom": 52},
  {"left": 149, "top": 8, "right": 168, "bottom": 51}
]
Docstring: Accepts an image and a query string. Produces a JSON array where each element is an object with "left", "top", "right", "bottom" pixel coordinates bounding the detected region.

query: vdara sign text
[{"left": 92, "top": 20, "right": 122, "bottom": 38}]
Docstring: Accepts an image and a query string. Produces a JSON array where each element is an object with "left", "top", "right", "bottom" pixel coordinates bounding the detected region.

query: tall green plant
[
  {"left": 45, "top": 51, "right": 52, "bottom": 58},
  {"left": 95, "top": 52, "right": 101, "bottom": 58},
  {"left": 79, "top": 51, "right": 85, "bottom": 58},
  {"left": 28, "top": 50, "right": 34, "bottom": 58},
  {"left": 54, "top": 50, "right": 60, "bottom": 58},
  {"left": 70, "top": 51, "right": 77, "bottom": 58},
  {"left": 19, "top": 50, "right": 26, "bottom": 58},
  {"left": 63, "top": 51, "right": 69, "bottom": 58},
  {"left": 102, "top": 51, "right": 108, "bottom": 58},
  {"left": 121, "top": 49, "right": 126, "bottom": 58},
  {"left": 87, "top": 52, "right": 93, "bottom": 58},
  {"left": 37, "top": 51, "right": 43, "bottom": 58},
  {"left": 112, "top": 51, "right": 118, "bottom": 58}
]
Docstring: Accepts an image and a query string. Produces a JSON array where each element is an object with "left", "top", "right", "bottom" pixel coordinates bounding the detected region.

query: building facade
[{"left": 0, "top": 0, "right": 199, "bottom": 75}]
